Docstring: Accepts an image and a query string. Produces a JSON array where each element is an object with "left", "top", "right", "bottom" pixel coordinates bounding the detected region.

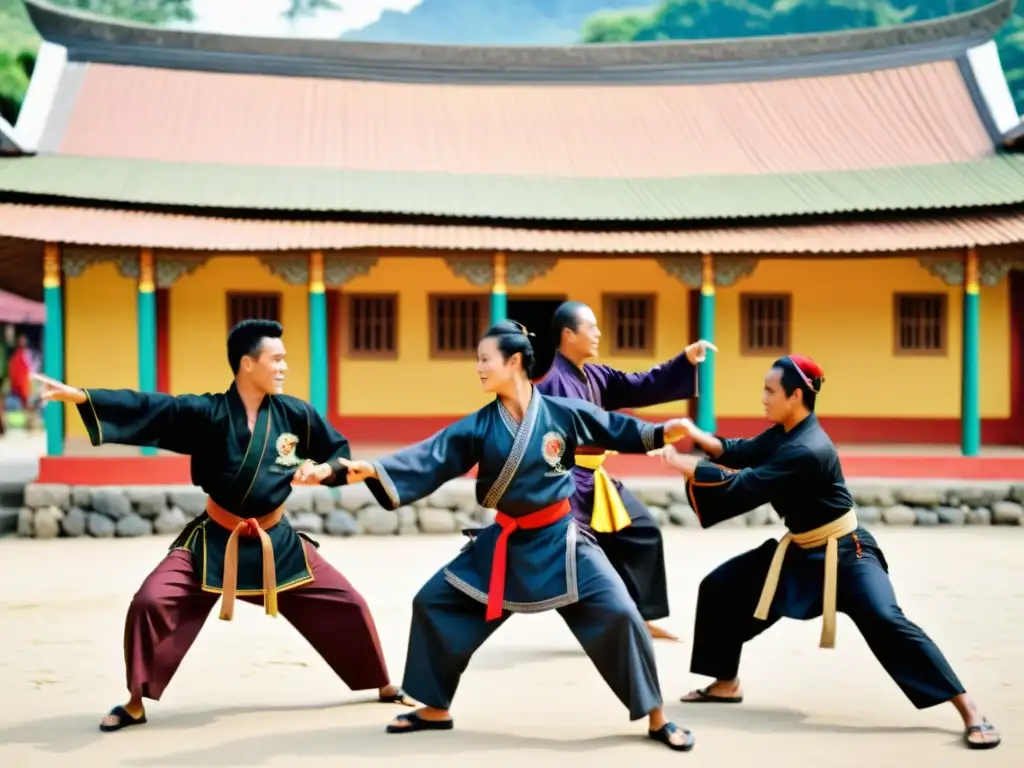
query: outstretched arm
[
  {"left": 590, "top": 340, "right": 715, "bottom": 410},
  {"left": 328, "top": 414, "right": 481, "bottom": 510},
  {"left": 682, "top": 419, "right": 776, "bottom": 469},
  {"left": 567, "top": 398, "right": 687, "bottom": 456},
  {"left": 662, "top": 446, "right": 811, "bottom": 527},
  {"left": 36, "top": 374, "right": 211, "bottom": 455}
]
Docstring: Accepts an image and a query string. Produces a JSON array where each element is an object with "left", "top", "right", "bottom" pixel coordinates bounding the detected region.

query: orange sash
[{"left": 206, "top": 498, "right": 285, "bottom": 621}]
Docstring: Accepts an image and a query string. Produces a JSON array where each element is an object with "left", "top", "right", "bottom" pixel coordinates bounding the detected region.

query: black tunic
[
  {"left": 77, "top": 384, "right": 351, "bottom": 594},
  {"left": 684, "top": 414, "right": 965, "bottom": 709}
]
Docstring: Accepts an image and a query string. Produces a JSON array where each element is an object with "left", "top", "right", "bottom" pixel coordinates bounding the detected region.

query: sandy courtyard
[{"left": 0, "top": 528, "right": 1020, "bottom": 767}]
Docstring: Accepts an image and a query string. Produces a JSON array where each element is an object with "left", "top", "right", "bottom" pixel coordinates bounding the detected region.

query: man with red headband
[{"left": 660, "top": 354, "right": 1001, "bottom": 751}]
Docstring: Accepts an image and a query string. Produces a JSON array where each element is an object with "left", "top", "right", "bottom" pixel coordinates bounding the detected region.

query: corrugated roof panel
[
  {"left": 3, "top": 203, "right": 1024, "bottom": 254},
  {"left": 1, "top": 154, "right": 1023, "bottom": 221},
  {"left": 53, "top": 59, "right": 995, "bottom": 178}
]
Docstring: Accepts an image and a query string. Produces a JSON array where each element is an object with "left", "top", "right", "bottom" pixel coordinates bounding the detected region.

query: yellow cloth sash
[
  {"left": 752, "top": 509, "right": 858, "bottom": 649},
  {"left": 573, "top": 452, "right": 633, "bottom": 533}
]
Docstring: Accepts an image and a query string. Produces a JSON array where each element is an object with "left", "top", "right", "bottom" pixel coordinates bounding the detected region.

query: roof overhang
[
  {"left": 23, "top": 0, "right": 1015, "bottom": 85},
  {"left": 1003, "top": 122, "right": 1024, "bottom": 151},
  {"left": 0, "top": 117, "right": 22, "bottom": 155},
  {"left": 958, "top": 40, "right": 1024, "bottom": 146},
  {"left": 3, "top": 203, "right": 1024, "bottom": 256},
  {"left": 2, "top": 154, "right": 1024, "bottom": 223},
  {"left": 2, "top": 41, "right": 68, "bottom": 155}
]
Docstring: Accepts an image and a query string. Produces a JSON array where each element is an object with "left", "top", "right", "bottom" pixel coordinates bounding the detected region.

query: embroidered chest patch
[
  {"left": 275, "top": 432, "right": 303, "bottom": 466},
  {"left": 541, "top": 431, "right": 568, "bottom": 474}
]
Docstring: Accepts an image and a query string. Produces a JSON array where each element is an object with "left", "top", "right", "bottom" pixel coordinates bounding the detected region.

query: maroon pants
[{"left": 124, "top": 542, "right": 391, "bottom": 701}]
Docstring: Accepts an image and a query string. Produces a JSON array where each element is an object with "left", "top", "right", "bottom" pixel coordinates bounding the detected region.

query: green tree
[
  {"left": 0, "top": 0, "right": 194, "bottom": 125},
  {"left": 48, "top": 0, "right": 194, "bottom": 25},
  {"left": 283, "top": 0, "right": 342, "bottom": 22},
  {"left": 996, "top": 13, "right": 1024, "bottom": 108}
]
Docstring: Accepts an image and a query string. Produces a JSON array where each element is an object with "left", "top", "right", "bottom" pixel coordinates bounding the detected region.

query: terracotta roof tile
[
  {"left": 3, "top": 203, "right": 1024, "bottom": 255},
  {"left": 55, "top": 59, "right": 994, "bottom": 178}
]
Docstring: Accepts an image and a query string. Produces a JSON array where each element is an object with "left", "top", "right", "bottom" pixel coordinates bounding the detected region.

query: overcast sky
[{"left": 175, "top": 0, "right": 423, "bottom": 38}]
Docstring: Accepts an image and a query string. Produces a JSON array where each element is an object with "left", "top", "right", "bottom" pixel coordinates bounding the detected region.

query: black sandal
[
  {"left": 964, "top": 720, "right": 1001, "bottom": 750},
  {"left": 648, "top": 722, "right": 695, "bottom": 751},
  {"left": 379, "top": 688, "right": 416, "bottom": 706},
  {"left": 386, "top": 712, "right": 454, "bottom": 734},
  {"left": 680, "top": 685, "right": 743, "bottom": 704},
  {"left": 99, "top": 705, "right": 147, "bottom": 733}
]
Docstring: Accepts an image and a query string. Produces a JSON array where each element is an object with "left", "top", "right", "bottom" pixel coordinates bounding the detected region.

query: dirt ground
[{"left": 0, "top": 527, "right": 1020, "bottom": 768}]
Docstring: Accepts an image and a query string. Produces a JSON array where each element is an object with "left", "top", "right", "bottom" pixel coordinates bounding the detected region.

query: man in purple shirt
[{"left": 536, "top": 301, "right": 715, "bottom": 640}]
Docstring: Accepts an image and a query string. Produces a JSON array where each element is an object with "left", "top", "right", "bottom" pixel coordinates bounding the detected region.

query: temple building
[{"left": 1, "top": 0, "right": 1023, "bottom": 480}]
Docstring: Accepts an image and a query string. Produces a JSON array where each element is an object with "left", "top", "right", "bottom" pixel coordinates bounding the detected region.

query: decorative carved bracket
[
  {"left": 445, "top": 256, "right": 492, "bottom": 286},
  {"left": 918, "top": 255, "right": 1024, "bottom": 287},
  {"left": 61, "top": 246, "right": 138, "bottom": 279},
  {"left": 444, "top": 255, "right": 558, "bottom": 287},
  {"left": 324, "top": 254, "right": 379, "bottom": 286},
  {"left": 60, "top": 246, "right": 210, "bottom": 288},
  {"left": 155, "top": 256, "right": 210, "bottom": 288},
  {"left": 257, "top": 253, "right": 308, "bottom": 285},
  {"left": 656, "top": 256, "right": 758, "bottom": 287},
  {"left": 508, "top": 256, "right": 557, "bottom": 286},
  {"left": 257, "top": 252, "right": 380, "bottom": 287}
]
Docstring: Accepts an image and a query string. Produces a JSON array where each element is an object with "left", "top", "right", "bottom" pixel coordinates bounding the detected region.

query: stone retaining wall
[{"left": 3, "top": 479, "right": 1023, "bottom": 539}]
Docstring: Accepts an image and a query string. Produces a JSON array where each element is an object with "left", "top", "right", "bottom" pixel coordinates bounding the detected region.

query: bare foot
[
  {"left": 680, "top": 680, "right": 743, "bottom": 702},
  {"left": 964, "top": 719, "right": 1001, "bottom": 749},
  {"left": 378, "top": 684, "right": 416, "bottom": 707},
  {"left": 646, "top": 621, "right": 680, "bottom": 641}
]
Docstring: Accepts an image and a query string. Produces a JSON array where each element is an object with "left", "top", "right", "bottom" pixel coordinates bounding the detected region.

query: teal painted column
[
  {"left": 961, "top": 247, "right": 981, "bottom": 457},
  {"left": 42, "top": 244, "right": 64, "bottom": 456},
  {"left": 137, "top": 248, "right": 158, "bottom": 457},
  {"left": 490, "top": 252, "right": 508, "bottom": 326},
  {"left": 309, "top": 250, "right": 328, "bottom": 416},
  {"left": 695, "top": 253, "right": 717, "bottom": 434}
]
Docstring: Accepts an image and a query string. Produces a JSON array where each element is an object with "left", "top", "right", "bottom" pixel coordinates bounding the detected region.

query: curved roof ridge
[{"left": 23, "top": 0, "right": 1014, "bottom": 85}]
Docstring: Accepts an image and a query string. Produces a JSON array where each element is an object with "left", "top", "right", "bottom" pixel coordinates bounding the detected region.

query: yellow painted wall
[
  {"left": 339, "top": 256, "right": 490, "bottom": 415},
  {"left": 715, "top": 257, "right": 1010, "bottom": 419},
  {"left": 62, "top": 254, "right": 1013, "bottom": 427},
  {"left": 337, "top": 255, "right": 1011, "bottom": 420},
  {"left": 64, "top": 262, "right": 138, "bottom": 437},
  {"left": 168, "top": 256, "right": 310, "bottom": 399},
  {"left": 337, "top": 257, "right": 693, "bottom": 416}
]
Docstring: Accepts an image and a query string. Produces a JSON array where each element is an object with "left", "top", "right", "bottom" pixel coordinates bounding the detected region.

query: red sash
[{"left": 485, "top": 499, "right": 572, "bottom": 621}]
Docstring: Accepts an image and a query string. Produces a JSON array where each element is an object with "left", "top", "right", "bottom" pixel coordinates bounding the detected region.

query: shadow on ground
[{"left": 0, "top": 699, "right": 960, "bottom": 764}]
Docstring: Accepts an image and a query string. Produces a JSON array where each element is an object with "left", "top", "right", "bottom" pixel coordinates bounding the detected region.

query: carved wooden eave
[
  {"left": 656, "top": 256, "right": 759, "bottom": 288},
  {"left": 256, "top": 252, "right": 380, "bottom": 287},
  {"left": 443, "top": 255, "right": 558, "bottom": 287},
  {"left": 60, "top": 246, "right": 210, "bottom": 288},
  {"left": 917, "top": 254, "right": 1024, "bottom": 286}
]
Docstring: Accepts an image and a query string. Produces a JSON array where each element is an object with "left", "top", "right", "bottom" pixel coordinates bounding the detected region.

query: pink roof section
[
  {"left": 55, "top": 59, "right": 995, "bottom": 178},
  {"left": 0, "top": 287, "right": 45, "bottom": 323},
  {"left": 3, "top": 203, "right": 1023, "bottom": 254}
]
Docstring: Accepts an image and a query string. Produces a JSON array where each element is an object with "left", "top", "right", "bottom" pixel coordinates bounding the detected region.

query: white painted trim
[
  {"left": 965, "top": 40, "right": 1021, "bottom": 136},
  {"left": 12, "top": 41, "right": 68, "bottom": 153},
  {"left": 0, "top": 114, "right": 22, "bottom": 152}
]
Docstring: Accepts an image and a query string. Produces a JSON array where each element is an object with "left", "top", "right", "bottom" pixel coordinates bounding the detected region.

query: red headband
[{"left": 786, "top": 355, "right": 824, "bottom": 394}]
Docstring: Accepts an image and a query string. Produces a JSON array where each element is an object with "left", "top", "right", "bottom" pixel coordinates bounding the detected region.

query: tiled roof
[{"left": 2, "top": 154, "right": 1024, "bottom": 221}]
